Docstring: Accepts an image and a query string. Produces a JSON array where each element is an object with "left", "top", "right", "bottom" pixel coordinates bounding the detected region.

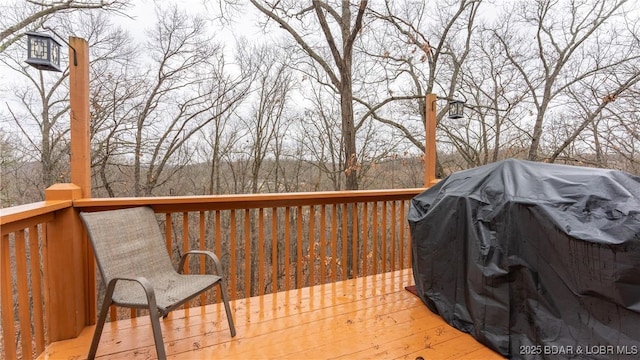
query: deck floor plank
[{"left": 39, "top": 269, "right": 504, "bottom": 360}]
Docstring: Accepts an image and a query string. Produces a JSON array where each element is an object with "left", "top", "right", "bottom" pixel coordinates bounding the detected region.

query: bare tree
[
  {"left": 90, "top": 57, "right": 143, "bottom": 197},
  {"left": 298, "top": 83, "right": 344, "bottom": 190},
  {"left": 199, "top": 111, "right": 243, "bottom": 196},
  {"left": 440, "top": 25, "right": 527, "bottom": 170},
  {"left": 1, "top": 11, "right": 144, "bottom": 199},
  {"left": 0, "top": 0, "right": 127, "bottom": 53},
  {"left": 248, "top": 0, "right": 368, "bottom": 191},
  {"left": 130, "top": 5, "right": 249, "bottom": 196},
  {"left": 235, "top": 42, "right": 295, "bottom": 194},
  {"left": 197, "top": 102, "right": 246, "bottom": 196},
  {"left": 368, "top": 0, "right": 483, "bottom": 176},
  {"left": 491, "top": 0, "right": 634, "bottom": 161},
  {"left": 2, "top": 45, "right": 71, "bottom": 196},
  {"left": 0, "top": 132, "right": 28, "bottom": 206}
]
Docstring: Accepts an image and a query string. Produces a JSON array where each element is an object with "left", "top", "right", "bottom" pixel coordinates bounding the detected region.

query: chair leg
[
  {"left": 218, "top": 280, "right": 236, "bottom": 337},
  {"left": 139, "top": 282, "right": 167, "bottom": 360},
  {"left": 148, "top": 306, "right": 167, "bottom": 360},
  {"left": 88, "top": 283, "right": 116, "bottom": 359}
]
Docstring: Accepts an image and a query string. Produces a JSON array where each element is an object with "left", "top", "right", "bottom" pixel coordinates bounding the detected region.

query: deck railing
[
  {"left": 1, "top": 199, "right": 72, "bottom": 360},
  {"left": 0, "top": 185, "right": 423, "bottom": 360}
]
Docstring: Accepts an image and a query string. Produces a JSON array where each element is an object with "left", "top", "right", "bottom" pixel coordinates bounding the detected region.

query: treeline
[{"left": 1, "top": 0, "right": 639, "bottom": 206}]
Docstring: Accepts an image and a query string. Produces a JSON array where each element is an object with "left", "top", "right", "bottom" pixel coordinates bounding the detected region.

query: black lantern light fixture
[
  {"left": 25, "top": 31, "right": 62, "bottom": 72},
  {"left": 25, "top": 28, "right": 77, "bottom": 72},
  {"left": 448, "top": 98, "right": 465, "bottom": 119}
]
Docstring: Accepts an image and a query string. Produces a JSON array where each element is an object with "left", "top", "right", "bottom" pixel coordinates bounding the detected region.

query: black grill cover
[{"left": 408, "top": 159, "right": 640, "bottom": 359}]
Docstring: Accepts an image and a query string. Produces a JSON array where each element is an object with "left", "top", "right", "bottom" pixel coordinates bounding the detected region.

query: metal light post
[{"left": 424, "top": 94, "right": 465, "bottom": 187}]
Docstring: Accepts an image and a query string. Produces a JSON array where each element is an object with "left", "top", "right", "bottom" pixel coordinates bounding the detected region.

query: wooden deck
[{"left": 39, "top": 269, "right": 503, "bottom": 359}]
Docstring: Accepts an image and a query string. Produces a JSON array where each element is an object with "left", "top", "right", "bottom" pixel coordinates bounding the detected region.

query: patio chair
[{"left": 80, "top": 206, "right": 236, "bottom": 360}]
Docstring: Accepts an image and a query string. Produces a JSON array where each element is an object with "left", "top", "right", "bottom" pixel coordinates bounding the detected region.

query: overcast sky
[{"left": 111, "top": 0, "right": 266, "bottom": 50}]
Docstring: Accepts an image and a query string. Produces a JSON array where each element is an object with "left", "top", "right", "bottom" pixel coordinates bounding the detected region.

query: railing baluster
[
  {"left": 271, "top": 207, "right": 277, "bottom": 294},
  {"left": 308, "top": 206, "right": 315, "bottom": 286},
  {"left": 258, "top": 208, "right": 265, "bottom": 296},
  {"left": 341, "top": 204, "right": 348, "bottom": 279},
  {"left": 41, "top": 222, "right": 50, "bottom": 334},
  {"left": 29, "top": 225, "right": 45, "bottom": 354},
  {"left": 183, "top": 212, "right": 189, "bottom": 274},
  {"left": 382, "top": 201, "right": 388, "bottom": 273},
  {"left": 362, "top": 202, "right": 368, "bottom": 277},
  {"left": 296, "top": 206, "right": 303, "bottom": 289},
  {"left": 391, "top": 201, "right": 397, "bottom": 271},
  {"left": 372, "top": 202, "right": 378, "bottom": 275},
  {"left": 284, "top": 207, "right": 291, "bottom": 291},
  {"left": 156, "top": 211, "right": 171, "bottom": 315},
  {"left": 16, "top": 230, "right": 33, "bottom": 359},
  {"left": 406, "top": 200, "right": 412, "bottom": 269},
  {"left": 352, "top": 203, "right": 358, "bottom": 278},
  {"left": 331, "top": 204, "right": 338, "bottom": 283},
  {"left": 400, "top": 201, "right": 406, "bottom": 268},
  {"left": 320, "top": 205, "right": 326, "bottom": 285},
  {"left": 1, "top": 233, "right": 17, "bottom": 360},
  {"left": 230, "top": 210, "right": 237, "bottom": 299},
  {"left": 181, "top": 212, "right": 190, "bottom": 310},
  {"left": 165, "top": 213, "right": 173, "bottom": 259},
  {"left": 244, "top": 209, "right": 251, "bottom": 298},
  {"left": 199, "top": 211, "right": 206, "bottom": 305},
  {"left": 215, "top": 210, "right": 222, "bottom": 303}
]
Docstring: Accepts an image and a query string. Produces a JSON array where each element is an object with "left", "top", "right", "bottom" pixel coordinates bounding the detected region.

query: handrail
[
  {"left": 73, "top": 188, "right": 423, "bottom": 211},
  {"left": 0, "top": 200, "right": 71, "bottom": 235}
]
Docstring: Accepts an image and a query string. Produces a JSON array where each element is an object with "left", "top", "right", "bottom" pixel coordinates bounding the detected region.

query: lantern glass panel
[
  {"left": 51, "top": 42, "right": 60, "bottom": 67},
  {"left": 30, "top": 37, "right": 47, "bottom": 60}
]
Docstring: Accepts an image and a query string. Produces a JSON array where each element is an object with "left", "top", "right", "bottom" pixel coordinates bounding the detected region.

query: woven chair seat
[{"left": 111, "top": 273, "right": 221, "bottom": 310}]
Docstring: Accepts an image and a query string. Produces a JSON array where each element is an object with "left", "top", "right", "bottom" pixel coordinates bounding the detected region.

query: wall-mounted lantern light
[
  {"left": 448, "top": 99, "right": 465, "bottom": 119},
  {"left": 25, "top": 31, "right": 62, "bottom": 72}
]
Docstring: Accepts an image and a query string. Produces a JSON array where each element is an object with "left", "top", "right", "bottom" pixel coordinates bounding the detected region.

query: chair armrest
[{"left": 178, "top": 250, "right": 223, "bottom": 275}]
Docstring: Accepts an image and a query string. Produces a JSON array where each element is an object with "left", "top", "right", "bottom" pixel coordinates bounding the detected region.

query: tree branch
[
  {"left": 250, "top": 0, "right": 341, "bottom": 87},
  {"left": 313, "top": 0, "right": 344, "bottom": 72}
]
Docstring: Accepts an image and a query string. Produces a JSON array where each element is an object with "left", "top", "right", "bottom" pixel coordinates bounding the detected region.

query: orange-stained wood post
[
  {"left": 68, "top": 36, "right": 96, "bottom": 326},
  {"left": 424, "top": 93, "right": 437, "bottom": 187},
  {"left": 69, "top": 37, "right": 91, "bottom": 199},
  {"left": 44, "top": 184, "right": 87, "bottom": 341}
]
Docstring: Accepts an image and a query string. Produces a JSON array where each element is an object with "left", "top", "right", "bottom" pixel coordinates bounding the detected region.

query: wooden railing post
[
  {"left": 45, "top": 183, "right": 87, "bottom": 341},
  {"left": 69, "top": 36, "right": 91, "bottom": 199},
  {"left": 425, "top": 93, "right": 437, "bottom": 187}
]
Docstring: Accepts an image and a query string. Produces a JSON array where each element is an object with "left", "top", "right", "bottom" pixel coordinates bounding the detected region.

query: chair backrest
[{"left": 80, "top": 206, "right": 176, "bottom": 284}]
